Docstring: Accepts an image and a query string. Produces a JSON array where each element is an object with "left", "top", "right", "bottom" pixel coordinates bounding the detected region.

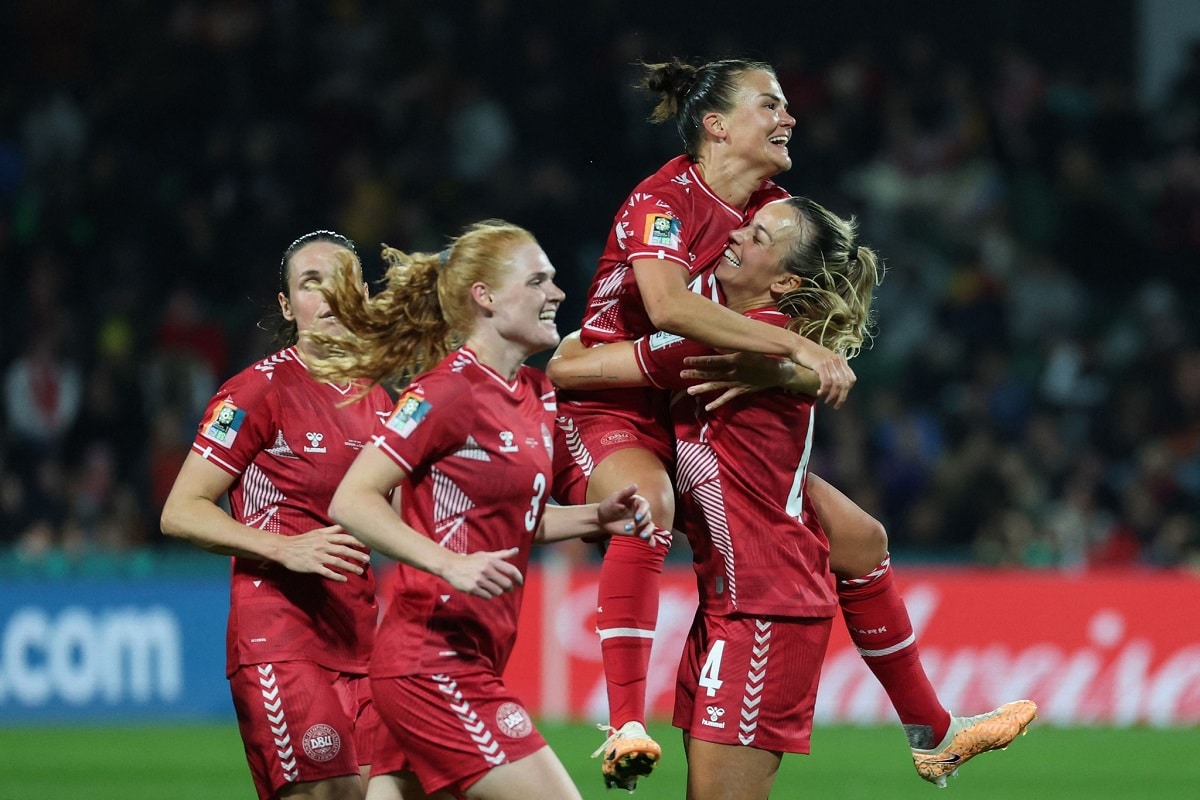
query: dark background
[{"left": 2, "top": 0, "right": 1198, "bottom": 573}]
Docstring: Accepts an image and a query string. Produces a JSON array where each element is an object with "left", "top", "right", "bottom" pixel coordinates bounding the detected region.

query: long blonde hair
[
  {"left": 774, "top": 197, "right": 882, "bottom": 359},
  {"left": 307, "top": 220, "right": 538, "bottom": 393}
]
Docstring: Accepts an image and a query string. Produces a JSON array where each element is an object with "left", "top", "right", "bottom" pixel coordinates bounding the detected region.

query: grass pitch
[{"left": 1, "top": 720, "right": 1196, "bottom": 799}]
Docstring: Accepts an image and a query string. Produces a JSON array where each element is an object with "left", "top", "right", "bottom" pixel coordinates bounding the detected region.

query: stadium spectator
[{"left": 0, "top": 1, "right": 1195, "bottom": 588}]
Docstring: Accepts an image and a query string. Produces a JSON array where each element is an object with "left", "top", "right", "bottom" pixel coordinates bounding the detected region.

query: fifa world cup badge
[{"left": 201, "top": 400, "right": 247, "bottom": 448}]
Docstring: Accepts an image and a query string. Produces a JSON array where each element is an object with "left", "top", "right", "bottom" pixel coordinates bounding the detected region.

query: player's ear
[
  {"left": 278, "top": 292, "right": 295, "bottom": 321},
  {"left": 702, "top": 111, "right": 727, "bottom": 141},
  {"left": 471, "top": 282, "right": 494, "bottom": 311},
  {"left": 770, "top": 274, "right": 803, "bottom": 294}
]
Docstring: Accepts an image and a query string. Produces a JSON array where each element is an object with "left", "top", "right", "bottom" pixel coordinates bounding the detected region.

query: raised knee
[
  {"left": 865, "top": 517, "right": 888, "bottom": 564},
  {"left": 830, "top": 516, "right": 889, "bottom": 579}
]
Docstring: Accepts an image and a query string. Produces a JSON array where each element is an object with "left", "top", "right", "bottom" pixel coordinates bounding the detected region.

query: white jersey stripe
[
  {"left": 693, "top": 481, "right": 737, "bottom": 606},
  {"left": 242, "top": 462, "right": 285, "bottom": 528},
  {"left": 677, "top": 439, "right": 739, "bottom": 604},
  {"left": 193, "top": 442, "right": 239, "bottom": 473},
  {"left": 373, "top": 435, "right": 415, "bottom": 473}
]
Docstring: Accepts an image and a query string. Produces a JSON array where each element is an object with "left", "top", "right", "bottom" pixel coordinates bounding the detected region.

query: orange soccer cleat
[
  {"left": 910, "top": 699, "right": 1039, "bottom": 788},
  {"left": 591, "top": 721, "right": 663, "bottom": 793}
]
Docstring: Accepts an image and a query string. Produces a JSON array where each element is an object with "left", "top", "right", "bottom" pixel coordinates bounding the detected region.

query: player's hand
[
  {"left": 597, "top": 484, "right": 654, "bottom": 543},
  {"left": 789, "top": 339, "right": 854, "bottom": 408},
  {"left": 276, "top": 525, "right": 370, "bottom": 582},
  {"left": 681, "top": 352, "right": 783, "bottom": 411},
  {"left": 443, "top": 548, "right": 524, "bottom": 598}
]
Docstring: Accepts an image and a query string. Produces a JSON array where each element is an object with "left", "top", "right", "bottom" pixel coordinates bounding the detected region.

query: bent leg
[
  {"left": 810, "top": 473, "right": 888, "bottom": 578},
  {"left": 808, "top": 474, "right": 951, "bottom": 744}
]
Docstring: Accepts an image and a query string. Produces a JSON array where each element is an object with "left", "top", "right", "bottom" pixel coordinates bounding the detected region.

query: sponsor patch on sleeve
[
  {"left": 644, "top": 213, "right": 681, "bottom": 248},
  {"left": 386, "top": 390, "right": 432, "bottom": 438},
  {"left": 200, "top": 399, "right": 247, "bottom": 448},
  {"left": 647, "top": 330, "right": 686, "bottom": 351}
]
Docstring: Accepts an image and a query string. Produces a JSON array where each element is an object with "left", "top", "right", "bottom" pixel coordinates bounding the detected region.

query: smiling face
[
  {"left": 279, "top": 240, "right": 363, "bottom": 354},
  {"left": 482, "top": 240, "right": 565, "bottom": 358},
  {"left": 718, "top": 69, "right": 796, "bottom": 177},
  {"left": 715, "top": 199, "right": 806, "bottom": 308}
]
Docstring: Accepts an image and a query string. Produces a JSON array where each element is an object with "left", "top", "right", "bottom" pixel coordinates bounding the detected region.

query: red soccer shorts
[
  {"left": 369, "top": 670, "right": 547, "bottom": 798},
  {"left": 229, "top": 660, "right": 377, "bottom": 800},
  {"left": 673, "top": 611, "right": 832, "bottom": 754},
  {"left": 552, "top": 397, "right": 674, "bottom": 505}
]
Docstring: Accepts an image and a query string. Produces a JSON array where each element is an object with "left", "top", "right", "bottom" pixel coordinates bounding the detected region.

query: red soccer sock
[
  {"left": 596, "top": 527, "right": 671, "bottom": 729},
  {"left": 837, "top": 557, "right": 951, "bottom": 743}
]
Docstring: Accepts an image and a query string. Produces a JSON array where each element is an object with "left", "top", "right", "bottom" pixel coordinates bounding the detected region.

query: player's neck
[
  {"left": 695, "top": 155, "right": 772, "bottom": 211},
  {"left": 727, "top": 295, "right": 776, "bottom": 316},
  {"left": 463, "top": 333, "right": 527, "bottom": 382}
]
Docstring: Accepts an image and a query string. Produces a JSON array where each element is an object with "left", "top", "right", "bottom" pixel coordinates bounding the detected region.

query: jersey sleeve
[
  {"left": 618, "top": 190, "right": 690, "bottom": 270},
  {"left": 372, "top": 372, "right": 471, "bottom": 476},
  {"left": 190, "top": 369, "right": 277, "bottom": 476},
  {"left": 633, "top": 332, "right": 712, "bottom": 390},
  {"left": 633, "top": 307, "right": 792, "bottom": 390}
]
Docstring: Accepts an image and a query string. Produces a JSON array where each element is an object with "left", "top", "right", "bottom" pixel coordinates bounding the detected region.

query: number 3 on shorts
[{"left": 699, "top": 639, "right": 726, "bottom": 697}]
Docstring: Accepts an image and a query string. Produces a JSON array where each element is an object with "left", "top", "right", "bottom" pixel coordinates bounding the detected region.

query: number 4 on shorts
[{"left": 699, "top": 639, "right": 725, "bottom": 697}]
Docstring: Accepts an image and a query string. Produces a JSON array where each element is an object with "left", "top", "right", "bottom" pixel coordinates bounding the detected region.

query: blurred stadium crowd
[{"left": 1, "top": 1, "right": 1198, "bottom": 576}]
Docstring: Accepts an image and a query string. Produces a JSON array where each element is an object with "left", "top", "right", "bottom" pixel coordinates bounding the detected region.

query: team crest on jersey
[
  {"left": 200, "top": 399, "right": 246, "bottom": 448},
  {"left": 386, "top": 390, "right": 431, "bottom": 438},
  {"left": 644, "top": 213, "right": 680, "bottom": 248}
]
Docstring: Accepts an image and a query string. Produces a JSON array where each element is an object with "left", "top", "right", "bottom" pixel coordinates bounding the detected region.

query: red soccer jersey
[
  {"left": 634, "top": 309, "right": 837, "bottom": 619},
  {"left": 579, "top": 154, "right": 789, "bottom": 348},
  {"left": 367, "top": 347, "right": 558, "bottom": 679},
  {"left": 563, "top": 154, "right": 789, "bottom": 427},
  {"left": 190, "top": 347, "right": 392, "bottom": 676}
]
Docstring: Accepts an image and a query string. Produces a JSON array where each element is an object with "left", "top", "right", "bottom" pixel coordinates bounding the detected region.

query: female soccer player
[
  {"left": 309, "top": 220, "right": 654, "bottom": 800},
  {"left": 161, "top": 231, "right": 390, "bottom": 800}
]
